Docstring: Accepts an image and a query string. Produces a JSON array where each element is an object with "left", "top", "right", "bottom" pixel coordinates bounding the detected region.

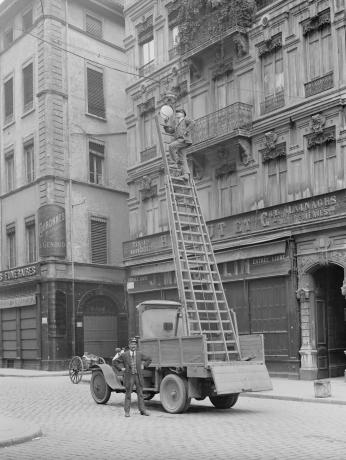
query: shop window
[
  {"left": 90, "top": 216, "right": 108, "bottom": 264},
  {"left": 86, "top": 14, "right": 103, "bottom": 39},
  {"left": 6, "top": 224, "right": 16, "bottom": 268},
  {"left": 87, "top": 66, "right": 105, "bottom": 118},
  {"left": 23, "top": 62, "right": 34, "bottom": 113},
  {"left": 89, "top": 140, "right": 104, "bottom": 184},
  {"left": 25, "top": 217, "right": 36, "bottom": 263},
  {"left": 4, "top": 76, "right": 14, "bottom": 125},
  {"left": 55, "top": 291, "right": 67, "bottom": 336},
  {"left": 5, "top": 150, "right": 14, "bottom": 192},
  {"left": 24, "top": 139, "right": 35, "bottom": 183}
]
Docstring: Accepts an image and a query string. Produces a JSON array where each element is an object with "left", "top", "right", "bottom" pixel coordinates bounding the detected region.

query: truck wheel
[
  {"left": 160, "top": 374, "right": 191, "bottom": 414},
  {"left": 90, "top": 370, "right": 111, "bottom": 404},
  {"left": 209, "top": 393, "right": 239, "bottom": 409}
]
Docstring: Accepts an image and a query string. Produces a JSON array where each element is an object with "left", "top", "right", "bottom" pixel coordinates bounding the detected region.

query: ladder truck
[{"left": 89, "top": 112, "right": 272, "bottom": 414}]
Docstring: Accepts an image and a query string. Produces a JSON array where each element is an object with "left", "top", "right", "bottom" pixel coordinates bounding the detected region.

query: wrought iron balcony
[
  {"left": 304, "top": 72, "right": 334, "bottom": 97},
  {"left": 260, "top": 91, "right": 285, "bottom": 115},
  {"left": 140, "top": 145, "right": 157, "bottom": 163},
  {"left": 256, "top": 0, "right": 277, "bottom": 10},
  {"left": 186, "top": 102, "right": 253, "bottom": 154},
  {"left": 138, "top": 60, "right": 155, "bottom": 78}
]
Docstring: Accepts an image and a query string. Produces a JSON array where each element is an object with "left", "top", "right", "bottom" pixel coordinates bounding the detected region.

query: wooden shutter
[
  {"left": 23, "top": 63, "right": 34, "bottom": 112},
  {"left": 87, "top": 68, "right": 105, "bottom": 118},
  {"left": 86, "top": 14, "right": 103, "bottom": 38},
  {"left": 90, "top": 217, "right": 107, "bottom": 264},
  {"left": 4, "top": 78, "right": 14, "bottom": 123}
]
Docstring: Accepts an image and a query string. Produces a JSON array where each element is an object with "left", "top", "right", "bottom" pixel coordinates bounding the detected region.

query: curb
[
  {"left": 0, "top": 373, "right": 68, "bottom": 378},
  {"left": 241, "top": 392, "right": 346, "bottom": 405},
  {"left": 0, "top": 429, "right": 43, "bottom": 449}
]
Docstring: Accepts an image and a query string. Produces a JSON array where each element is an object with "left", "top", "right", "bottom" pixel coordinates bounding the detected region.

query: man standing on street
[{"left": 114, "top": 338, "right": 152, "bottom": 417}]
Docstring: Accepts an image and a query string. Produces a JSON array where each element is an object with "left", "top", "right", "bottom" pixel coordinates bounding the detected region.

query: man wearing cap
[
  {"left": 114, "top": 338, "right": 152, "bottom": 417},
  {"left": 164, "top": 108, "right": 193, "bottom": 180}
]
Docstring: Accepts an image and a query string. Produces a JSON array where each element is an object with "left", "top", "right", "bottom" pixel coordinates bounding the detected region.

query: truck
[{"left": 89, "top": 110, "right": 272, "bottom": 413}]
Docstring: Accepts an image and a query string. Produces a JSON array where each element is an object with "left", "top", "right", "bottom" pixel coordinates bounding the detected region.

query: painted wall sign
[
  {"left": 38, "top": 204, "right": 66, "bottom": 257},
  {"left": 123, "top": 190, "right": 346, "bottom": 261},
  {"left": 0, "top": 263, "right": 40, "bottom": 283},
  {"left": 0, "top": 294, "right": 36, "bottom": 309}
]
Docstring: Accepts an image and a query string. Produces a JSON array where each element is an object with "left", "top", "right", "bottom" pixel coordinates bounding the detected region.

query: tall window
[
  {"left": 215, "top": 74, "right": 234, "bottom": 110},
  {"left": 217, "top": 173, "right": 238, "bottom": 217},
  {"left": 169, "top": 25, "right": 179, "bottom": 48},
  {"left": 86, "top": 14, "right": 103, "bottom": 38},
  {"left": 266, "top": 157, "right": 287, "bottom": 206},
  {"left": 143, "top": 197, "right": 159, "bottom": 235},
  {"left": 87, "top": 67, "right": 105, "bottom": 118},
  {"left": 262, "top": 48, "right": 284, "bottom": 98},
  {"left": 89, "top": 140, "right": 104, "bottom": 184},
  {"left": 5, "top": 151, "right": 14, "bottom": 192},
  {"left": 23, "top": 62, "right": 34, "bottom": 112},
  {"left": 312, "top": 142, "right": 336, "bottom": 194},
  {"left": 90, "top": 217, "right": 108, "bottom": 264},
  {"left": 4, "top": 77, "right": 14, "bottom": 125},
  {"left": 25, "top": 218, "right": 36, "bottom": 263},
  {"left": 6, "top": 224, "right": 16, "bottom": 268},
  {"left": 305, "top": 25, "right": 332, "bottom": 81},
  {"left": 141, "top": 39, "right": 154, "bottom": 65},
  {"left": 22, "top": 9, "right": 33, "bottom": 31},
  {"left": 142, "top": 112, "right": 156, "bottom": 150},
  {"left": 24, "top": 140, "right": 35, "bottom": 183}
]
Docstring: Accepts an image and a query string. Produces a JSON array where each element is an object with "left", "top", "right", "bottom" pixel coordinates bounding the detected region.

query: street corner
[{"left": 0, "top": 416, "right": 42, "bottom": 449}]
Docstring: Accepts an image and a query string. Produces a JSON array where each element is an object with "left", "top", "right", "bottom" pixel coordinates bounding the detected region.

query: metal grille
[
  {"left": 86, "top": 14, "right": 103, "bottom": 38},
  {"left": 87, "top": 68, "right": 106, "bottom": 118},
  {"left": 260, "top": 91, "right": 285, "bottom": 115},
  {"left": 23, "top": 63, "right": 34, "bottom": 112},
  {"left": 304, "top": 72, "right": 334, "bottom": 98},
  {"left": 90, "top": 218, "right": 108, "bottom": 264}
]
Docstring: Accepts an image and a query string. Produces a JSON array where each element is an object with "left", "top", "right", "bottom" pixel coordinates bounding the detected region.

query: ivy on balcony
[{"left": 176, "top": 0, "right": 256, "bottom": 54}]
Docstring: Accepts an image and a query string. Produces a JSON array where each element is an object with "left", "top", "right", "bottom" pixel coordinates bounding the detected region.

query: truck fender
[{"left": 91, "top": 363, "right": 124, "bottom": 390}]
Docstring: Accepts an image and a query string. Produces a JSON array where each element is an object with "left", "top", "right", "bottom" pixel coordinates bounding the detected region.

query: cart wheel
[
  {"left": 209, "top": 393, "right": 239, "bottom": 409},
  {"left": 160, "top": 374, "right": 191, "bottom": 414},
  {"left": 69, "top": 356, "right": 83, "bottom": 384},
  {"left": 90, "top": 370, "right": 111, "bottom": 404}
]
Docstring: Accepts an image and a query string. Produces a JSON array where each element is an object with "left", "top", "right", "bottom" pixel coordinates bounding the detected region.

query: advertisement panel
[{"left": 38, "top": 204, "right": 66, "bottom": 257}]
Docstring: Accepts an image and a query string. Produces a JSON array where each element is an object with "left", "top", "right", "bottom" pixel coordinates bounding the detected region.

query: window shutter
[
  {"left": 86, "top": 15, "right": 103, "bottom": 38},
  {"left": 4, "top": 78, "right": 13, "bottom": 123},
  {"left": 23, "top": 63, "right": 34, "bottom": 112},
  {"left": 90, "top": 218, "right": 107, "bottom": 264},
  {"left": 87, "top": 68, "right": 105, "bottom": 118}
]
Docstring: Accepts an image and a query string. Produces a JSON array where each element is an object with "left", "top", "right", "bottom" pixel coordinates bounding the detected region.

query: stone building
[
  {"left": 123, "top": 0, "right": 346, "bottom": 379},
  {"left": 0, "top": 0, "right": 129, "bottom": 370}
]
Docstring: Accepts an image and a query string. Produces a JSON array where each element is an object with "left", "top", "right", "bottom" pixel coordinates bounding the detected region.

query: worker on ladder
[{"left": 163, "top": 108, "right": 193, "bottom": 181}]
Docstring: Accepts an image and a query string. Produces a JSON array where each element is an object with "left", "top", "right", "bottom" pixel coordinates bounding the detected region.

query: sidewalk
[{"left": 0, "top": 369, "right": 345, "bottom": 449}]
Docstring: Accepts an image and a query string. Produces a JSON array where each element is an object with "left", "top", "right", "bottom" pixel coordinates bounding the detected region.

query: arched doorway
[
  {"left": 312, "top": 264, "right": 346, "bottom": 378},
  {"left": 83, "top": 295, "right": 118, "bottom": 358}
]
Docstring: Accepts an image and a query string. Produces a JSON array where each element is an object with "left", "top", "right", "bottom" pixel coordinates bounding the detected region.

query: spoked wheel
[
  {"left": 160, "top": 374, "right": 191, "bottom": 414},
  {"left": 90, "top": 370, "right": 111, "bottom": 404},
  {"left": 209, "top": 393, "right": 239, "bottom": 409},
  {"left": 69, "top": 356, "right": 83, "bottom": 384}
]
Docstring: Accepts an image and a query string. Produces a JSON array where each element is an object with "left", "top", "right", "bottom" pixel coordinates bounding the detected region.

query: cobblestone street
[{"left": 0, "top": 376, "right": 345, "bottom": 460}]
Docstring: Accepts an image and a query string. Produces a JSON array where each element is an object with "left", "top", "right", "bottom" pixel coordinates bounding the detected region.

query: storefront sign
[
  {"left": 0, "top": 263, "right": 40, "bottom": 283},
  {"left": 0, "top": 294, "right": 36, "bottom": 309},
  {"left": 38, "top": 204, "right": 66, "bottom": 257},
  {"left": 123, "top": 234, "right": 170, "bottom": 259}
]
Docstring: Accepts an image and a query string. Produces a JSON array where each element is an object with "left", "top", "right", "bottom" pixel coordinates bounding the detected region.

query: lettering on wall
[
  {"left": 38, "top": 204, "right": 66, "bottom": 258},
  {"left": 0, "top": 263, "right": 40, "bottom": 283}
]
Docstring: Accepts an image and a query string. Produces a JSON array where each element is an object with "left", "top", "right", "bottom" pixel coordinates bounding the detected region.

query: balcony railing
[
  {"left": 189, "top": 102, "right": 253, "bottom": 148},
  {"left": 256, "top": 0, "right": 277, "bottom": 10},
  {"left": 304, "top": 71, "right": 334, "bottom": 97},
  {"left": 138, "top": 60, "right": 155, "bottom": 78},
  {"left": 140, "top": 145, "right": 157, "bottom": 163},
  {"left": 260, "top": 91, "right": 285, "bottom": 115}
]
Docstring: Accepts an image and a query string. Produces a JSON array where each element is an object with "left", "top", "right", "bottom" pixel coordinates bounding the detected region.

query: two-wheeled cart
[{"left": 69, "top": 352, "right": 106, "bottom": 384}]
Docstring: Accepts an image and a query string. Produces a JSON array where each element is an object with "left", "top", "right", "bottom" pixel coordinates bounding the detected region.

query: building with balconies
[
  {"left": 0, "top": 0, "right": 129, "bottom": 370},
  {"left": 123, "top": 0, "right": 346, "bottom": 380}
]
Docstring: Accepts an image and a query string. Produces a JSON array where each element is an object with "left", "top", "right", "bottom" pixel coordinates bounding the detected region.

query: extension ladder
[{"left": 155, "top": 116, "right": 241, "bottom": 362}]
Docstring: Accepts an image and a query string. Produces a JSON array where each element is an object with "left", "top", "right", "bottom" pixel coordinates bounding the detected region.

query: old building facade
[
  {"left": 0, "top": 0, "right": 129, "bottom": 370},
  {"left": 123, "top": 0, "right": 346, "bottom": 379}
]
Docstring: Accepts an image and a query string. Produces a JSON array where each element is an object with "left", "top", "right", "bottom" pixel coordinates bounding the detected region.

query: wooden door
[
  {"left": 315, "top": 297, "right": 329, "bottom": 379},
  {"left": 83, "top": 315, "right": 117, "bottom": 358}
]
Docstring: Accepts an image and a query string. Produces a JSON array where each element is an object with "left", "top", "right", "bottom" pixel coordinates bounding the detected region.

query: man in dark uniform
[{"left": 114, "top": 338, "right": 152, "bottom": 417}]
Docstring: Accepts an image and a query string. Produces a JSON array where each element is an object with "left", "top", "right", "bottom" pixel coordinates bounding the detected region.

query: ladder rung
[
  {"left": 188, "top": 309, "right": 228, "bottom": 313},
  {"left": 174, "top": 192, "right": 193, "bottom": 198},
  {"left": 182, "top": 231, "right": 207, "bottom": 236},
  {"left": 207, "top": 340, "right": 236, "bottom": 344},
  {"left": 179, "top": 221, "right": 201, "bottom": 227},
  {"left": 207, "top": 350, "right": 239, "bottom": 354}
]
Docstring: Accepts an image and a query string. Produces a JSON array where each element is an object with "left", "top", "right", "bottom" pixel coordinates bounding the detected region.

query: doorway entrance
[{"left": 313, "top": 264, "right": 346, "bottom": 378}]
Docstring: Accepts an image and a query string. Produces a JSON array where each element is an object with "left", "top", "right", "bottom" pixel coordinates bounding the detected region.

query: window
[
  {"left": 89, "top": 140, "right": 104, "bottom": 184},
  {"left": 217, "top": 173, "right": 238, "bottom": 217},
  {"left": 170, "top": 25, "right": 179, "bottom": 48},
  {"left": 5, "top": 151, "right": 14, "bottom": 192},
  {"left": 24, "top": 140, "right": 35, "bottom": 183},
  {"left": 141, "top": 39, "right": 154, "bottom": 65},
  {"left": 143, "top": 197, "right": 159, "bottom": 235},
  {"left": 90, "top": 217, "right": 108, "bottom": 264},
  {"left": 23, "top": 62, "right": 34, "bottom": 112},
  {"left": 266, "top": 157, "right": 287, "bottom": 206},
  {"left": 25, "top": 218, "right": 36, "bottom": 263},
  {"left": 262, "top": 48, "right": 284, "bottom": 98},
  {"left": 305, "top": 25, "right": 332, "bottom": 81},
  {"left": 312, "top": 142, "right": 336, "bottom": 194},
  {"left": 87, "top": 67, "right": 105, "bottom": 118},
  {"left": 4, "top": 27, "right": 13, "bottom": 48},
  {"left": 86, "top": 14, "right": 103, "bottom": 38},
  {"left": 215, "top": 74, "right": 234, "bottom": 110},
  {"left": 6, "top": 224, "right": 16, "bottom": 268},
  {"left": 4, "top": 77, "right": 14, "bottom": 125},
  {"left": 142, "top": 112, "right": 156, "bottom": 150},
  {"left": 22, "top": 9, "right": 33, "bottom": 31}
]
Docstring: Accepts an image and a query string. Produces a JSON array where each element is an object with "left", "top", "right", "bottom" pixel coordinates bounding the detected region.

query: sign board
[
  {"left": 0, "top": 294, "right": 36, "bottom": 309},
  {"left": 38, "top": 204, "right": 66, "bottom": 257},
  {"left": 0, "top": 263, "right": 40, "bottom": 283}
]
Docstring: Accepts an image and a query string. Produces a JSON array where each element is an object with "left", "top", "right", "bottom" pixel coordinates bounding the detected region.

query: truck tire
[
  {"left": 160, "top": 374, "right": 191, "bottom": 414},
  {"left": 209, "top": 393, "right": 239, "bottom": 409},
  {"left": 90, "top": 370, "right": 111, "bottom": 404}
]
